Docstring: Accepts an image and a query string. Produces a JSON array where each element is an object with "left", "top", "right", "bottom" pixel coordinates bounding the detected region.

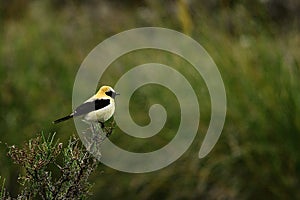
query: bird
[{"left": 53, "top": 85, "right": 119, "bottom": 128}]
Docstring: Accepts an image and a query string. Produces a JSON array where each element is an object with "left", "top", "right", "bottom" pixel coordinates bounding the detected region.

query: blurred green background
[{"left": 1, "top": 0, "right": 300, "bottom": 199}]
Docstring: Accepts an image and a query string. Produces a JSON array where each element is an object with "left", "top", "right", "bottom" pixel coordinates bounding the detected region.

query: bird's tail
[{"left": 53, "top": 114, "right": 73, "bottom": 124}]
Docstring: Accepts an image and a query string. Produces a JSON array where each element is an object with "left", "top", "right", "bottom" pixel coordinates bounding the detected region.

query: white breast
[{"left": 83, "top": 99, "right": 115, "bottom": 122}]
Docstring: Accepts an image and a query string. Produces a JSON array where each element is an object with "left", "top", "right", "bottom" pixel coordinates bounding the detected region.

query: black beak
[{"left": 112, "top": 92, "right": 120, "bottom": 99}]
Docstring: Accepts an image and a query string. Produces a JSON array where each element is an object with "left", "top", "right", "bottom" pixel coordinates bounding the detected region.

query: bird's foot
[
  {"left": 98, "top": 121, "right": 105, "bottom": 129},
  {"left": 102, "top": 120, "right": 115, "bottom": 137}
]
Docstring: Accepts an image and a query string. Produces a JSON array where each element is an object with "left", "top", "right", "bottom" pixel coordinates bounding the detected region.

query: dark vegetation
[
  {"left": 1, "top": 133, "right": 98, "bottom": 199},
  {"left": 0, "top": 0, "right": 299, "bottom": 199}
]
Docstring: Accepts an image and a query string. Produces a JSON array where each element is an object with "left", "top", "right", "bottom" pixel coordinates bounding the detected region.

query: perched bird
[{"left": 53, "top": 85, "right": 119, "bottom": 128}]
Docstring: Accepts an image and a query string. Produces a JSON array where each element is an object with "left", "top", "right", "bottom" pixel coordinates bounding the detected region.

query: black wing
[{"left": 73, "top": 99, "right": 110, "bottom": 116}]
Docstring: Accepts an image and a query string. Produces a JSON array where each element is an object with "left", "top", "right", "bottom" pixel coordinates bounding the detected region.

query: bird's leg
[
  {"left": 98, "top": 121, "right": 105, "bottom": 129},
  {"left": 98, "top": 121, "right": 109, "bottom": 139},
  {"left": 105, "top": 120, "right": 115, "bottom": 137},
  {"left": 96, "top": 120, "right": 115, "bottom": 138},
  {"left": 106, "top": 131, "right": 112, "bottom": 138}
]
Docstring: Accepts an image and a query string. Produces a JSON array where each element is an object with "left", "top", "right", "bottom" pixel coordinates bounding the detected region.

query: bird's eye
[{"left": 105, "top": 91, "right": 113, "bottom": 97}]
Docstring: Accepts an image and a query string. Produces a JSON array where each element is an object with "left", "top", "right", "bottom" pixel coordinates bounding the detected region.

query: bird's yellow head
[{"left": 96, "top": 85, "right": 119, "bottom": 99}]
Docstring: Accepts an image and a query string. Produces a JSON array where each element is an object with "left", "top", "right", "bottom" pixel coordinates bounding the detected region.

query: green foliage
[
  {"left": 0, "top": 176, "right": 8, "bottom": 200},
  {"left": 0, "top": 0, "right": 300, "bottom": 199},
  {"left": 3, "top": 133, "right": 98, "bottom": 199}
]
